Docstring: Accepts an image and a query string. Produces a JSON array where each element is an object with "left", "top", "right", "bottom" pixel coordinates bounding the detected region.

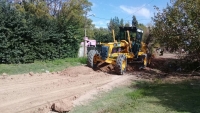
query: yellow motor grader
[{"left": 87, "top": 26, "right": 151, "bottom": 75}]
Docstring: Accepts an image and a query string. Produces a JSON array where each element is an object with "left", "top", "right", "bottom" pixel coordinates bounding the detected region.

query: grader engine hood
[
  {"left": 99, "top": 41, "right": 130, "bottom": 60},
  {"left": 99, "top": 42, "right": 115, "bottom": 60},
  {"left": 100, "top": 46, "right": 109, "bottom": 60}
]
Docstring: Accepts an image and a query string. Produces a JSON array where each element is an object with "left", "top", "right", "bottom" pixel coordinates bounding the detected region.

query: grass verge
[
  {"left": 70, "top": 79, "right": 200, "bottom": 113},
  {"left": 0, "top": 57, "right": 87, "bottom": 75}
]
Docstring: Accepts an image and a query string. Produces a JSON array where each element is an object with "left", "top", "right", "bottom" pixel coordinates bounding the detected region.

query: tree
[
  {"left": 138, "top": 23, "right": 149, "bottom": 43},
  {"left": 107, "top": 17, "right": 126, "bottom": 39},
  {"left": 152, "top": 0, "right": 200, "bottom": 70},
  {"left": 132, "top": 15, "right": 138, "bottom": 27},
  {"left": 120, "top": 19, "right": 124, "bottom": 27},
  {"left": 0, "top": 0, "right": 93, "bottom": 63},
  {"left": 125, "top": 21, "right": 130, "bottom": 27},
  {"left": 93, "top": 28, "right": 112, "bottom": 43}
]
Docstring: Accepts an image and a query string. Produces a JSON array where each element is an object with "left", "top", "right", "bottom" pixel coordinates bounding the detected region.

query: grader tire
[
  {"left": 115, "top": 54, "right": 127, "bottom": 75},
  {"left": 87, "top": 50, "right": 97, "bottom": 68}
]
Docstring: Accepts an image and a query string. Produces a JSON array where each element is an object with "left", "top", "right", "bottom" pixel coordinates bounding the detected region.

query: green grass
[
  {"left": 0, "top": 57, "right": 87, "bottom": 75},
  {"left": 70, "top": 79, "right": 200, "bottom": 113}
]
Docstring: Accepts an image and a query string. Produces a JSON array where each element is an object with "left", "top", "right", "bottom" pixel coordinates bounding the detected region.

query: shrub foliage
[{"left": 0, "top": 0, "right": 92, "bottom": 63}]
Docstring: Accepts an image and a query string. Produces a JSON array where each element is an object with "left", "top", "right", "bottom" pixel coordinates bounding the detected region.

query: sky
[{"left": 88, "top": 0, "right": 171, "bottom": 28}]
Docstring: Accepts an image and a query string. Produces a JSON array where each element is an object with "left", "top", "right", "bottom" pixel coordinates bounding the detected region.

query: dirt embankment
[{"left": 0, "top": 65, "right": 136, "bottom": 113}]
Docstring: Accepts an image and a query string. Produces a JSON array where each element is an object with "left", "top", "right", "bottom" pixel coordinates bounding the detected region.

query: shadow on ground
[
  {"left": 126, "top": 55, "right": 200, "bottom": 112},
  {"left": 128, "top": 79, "right": 200, "bottom": 113},
  {"left": 93, "top": 57, "right": 181, "bottom": 76},
  {"left": 126, "top": 55, "right": 200, "bottom": 79}
]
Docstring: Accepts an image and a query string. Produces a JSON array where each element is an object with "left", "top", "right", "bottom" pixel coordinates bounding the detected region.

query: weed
[{"left": 0, "top": 57, "right": 87, "bottom": 75}]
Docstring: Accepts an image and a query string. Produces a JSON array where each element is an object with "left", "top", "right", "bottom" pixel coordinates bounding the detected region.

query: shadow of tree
[
  {"left": 128, "top": 80, "right": 200, "bottom": 113},
  {"left": 126, "top": 56, "right": 200, "bottom": 80},
  {"left": 126, "top": 57, "right": 180, "bottom": 74}
]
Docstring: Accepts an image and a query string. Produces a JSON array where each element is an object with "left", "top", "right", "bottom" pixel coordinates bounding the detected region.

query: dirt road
[{"left": 0, "top": 65, "right": 137, "bottom": 113}]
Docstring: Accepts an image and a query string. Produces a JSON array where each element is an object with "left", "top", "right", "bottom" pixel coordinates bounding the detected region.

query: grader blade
[{"left": 97, "top": 62, "right": 114, "bottom": 73}]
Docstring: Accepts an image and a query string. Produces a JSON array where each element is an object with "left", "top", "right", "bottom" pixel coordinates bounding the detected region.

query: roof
[{"left": 119, "top": 27, "right": 137, "bottom": 32}]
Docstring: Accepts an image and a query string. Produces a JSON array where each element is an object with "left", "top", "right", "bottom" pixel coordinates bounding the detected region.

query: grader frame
[{"left": 87, "top": 26, "right": 150, "bottom": 75}]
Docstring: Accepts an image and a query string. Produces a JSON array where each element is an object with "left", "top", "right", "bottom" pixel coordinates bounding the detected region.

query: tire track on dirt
[
  {"left": 0, "top": 66, "right": 134, "bottom": 113},
  {"left": 15, "top": 75, "right": 128, "bottom": 113}
]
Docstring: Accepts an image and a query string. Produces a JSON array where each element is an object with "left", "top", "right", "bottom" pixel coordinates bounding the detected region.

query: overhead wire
[
  {"left": 124, "top": 0, "right": 154, "bottom": 19},
  {"left": 92, "top": 16, "right": 151, "bottom": 22},
  {"left": 89, "top": 0, "right": 154, "bottom": 22},
  {"left": 89, "top": 0, "right": 155, "bottom": 26}
]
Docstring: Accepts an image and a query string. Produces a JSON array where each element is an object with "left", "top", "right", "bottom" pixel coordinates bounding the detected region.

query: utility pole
[
  {"left": 83, "top": 12, "right": 87, "bottom": 57},
  {"left": 83, "top": 13, "right": 95, "bottom": 57}
]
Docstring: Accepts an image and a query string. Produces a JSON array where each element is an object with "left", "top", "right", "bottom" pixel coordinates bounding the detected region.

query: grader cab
[{"left": 87, "top": 26, "right": 151, "bottom": 75}]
